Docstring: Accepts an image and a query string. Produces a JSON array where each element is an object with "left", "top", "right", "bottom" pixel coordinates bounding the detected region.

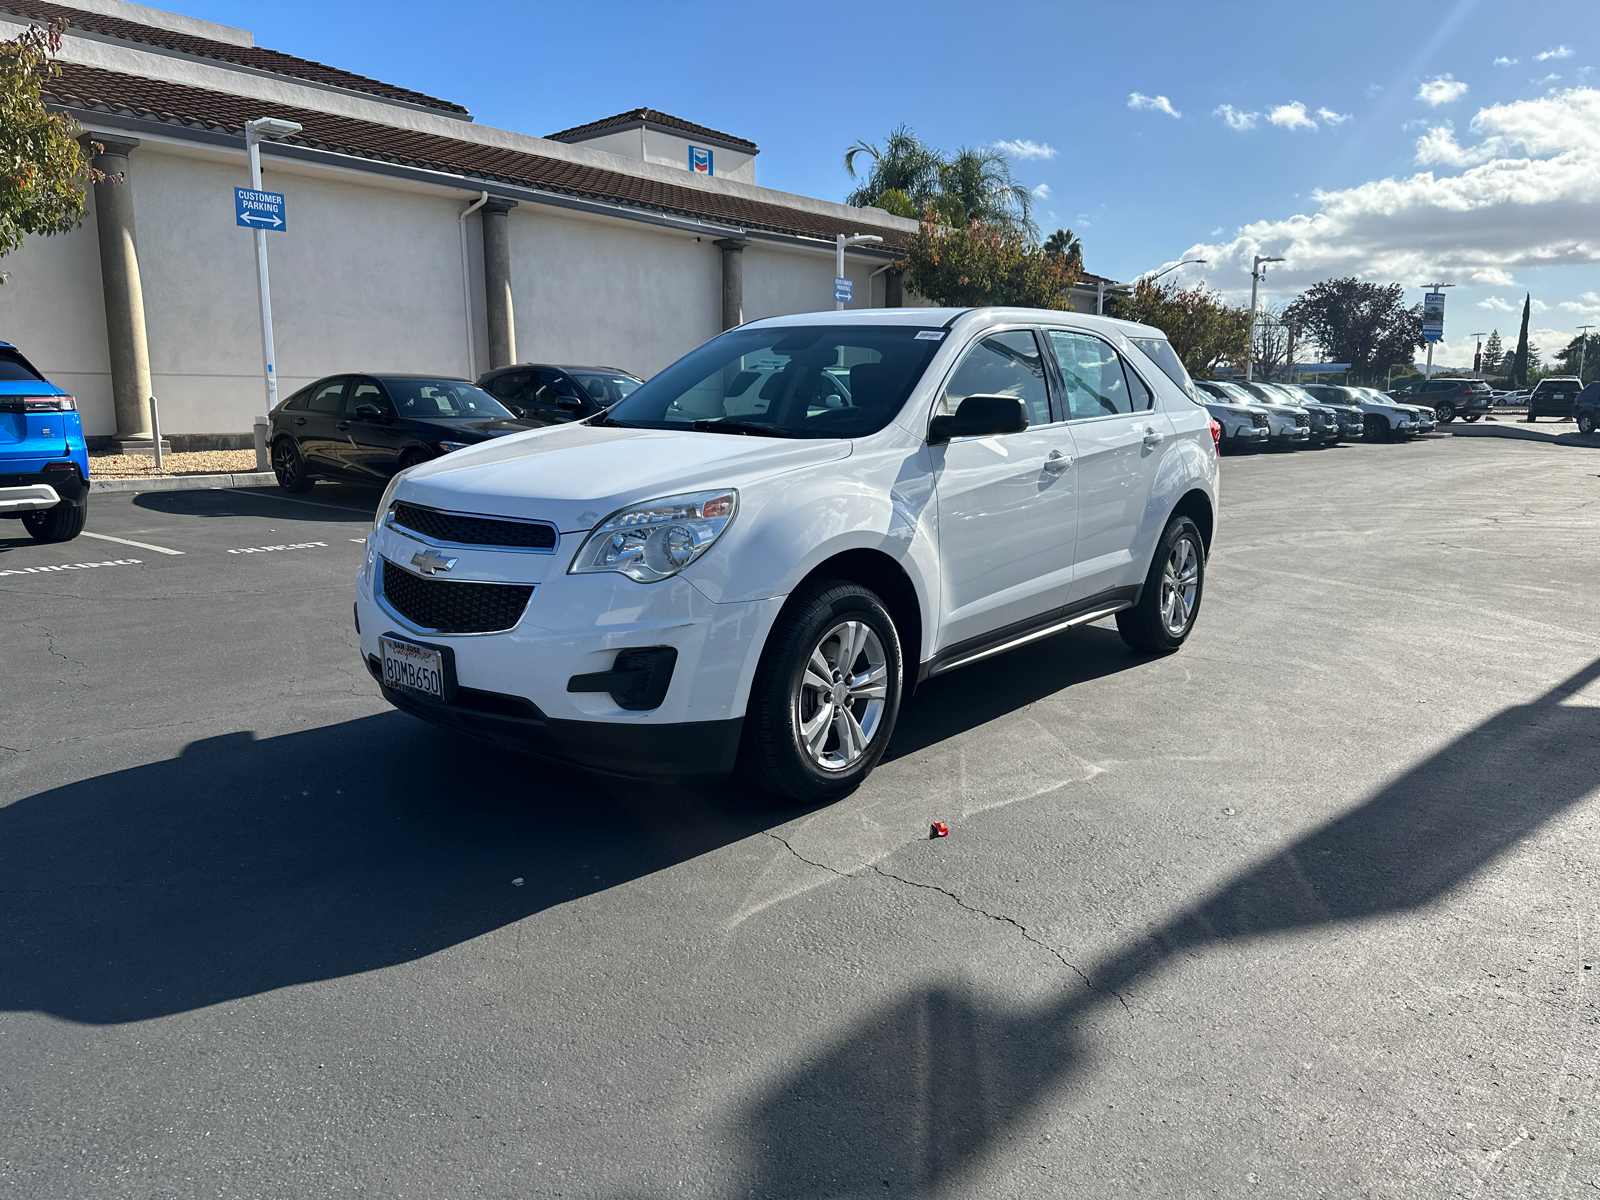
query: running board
[{"left": 926, "top": 602, "right": 1132, "bottom": 678}]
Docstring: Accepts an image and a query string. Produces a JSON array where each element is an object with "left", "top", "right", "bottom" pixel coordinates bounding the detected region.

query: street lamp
[
  {"left": 1145, "top": 257, "right": 1207, "bottom": 283},
  {"left": 245, "top": 117, "right": 303, "bottom": 471},
  {"left": 836, "top": 233, "right": 883, "bottom": 310},
  {"left": 1244, "top": 255, "right": 1284, "bottom": 382}
]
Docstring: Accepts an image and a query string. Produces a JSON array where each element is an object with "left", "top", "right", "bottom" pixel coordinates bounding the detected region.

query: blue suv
[{"left": 0, "top": 341, "right": 89, "bottom": 543}]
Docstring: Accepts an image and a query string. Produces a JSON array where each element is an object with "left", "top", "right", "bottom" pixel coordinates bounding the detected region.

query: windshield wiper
[
  {"left": 690, "top": 420, "right": 795, "bottom": 438},
  {"left": 591, "top": 414, "right": 640, "bottom": 428}
]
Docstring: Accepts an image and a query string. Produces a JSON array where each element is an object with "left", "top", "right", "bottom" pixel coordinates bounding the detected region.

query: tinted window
[
  {"left": 0, "top": 351, "right": 43, "bottom": 382},
  {"left": 345, "top": 379, "right": 387, "bottom": 414},
  {"left": 1129, "top": 336, "right": 1196, "bottom": 402},
  {"left": 569, "top": 372, "right": 642, "bottom": 406},
  {"left": 278, "top": 386, "right": 311, "bottom": 412},
  {"left": 1047, "top": 330, "right": 1134, "bottom": 418},
  {"left": 380, "top": 379, "right": 514, "bottom": 419},
  {"left": 603, "top": 324, "right": 944, "bottom": 439},
  {"left": 306, "top": 379, "right": 347, "bottom": 413},
  {"left": 1124, "top": 363, "right": 1154, "bottom": 410},
  {"left": 487, "top": 370, "right": 531, "bottom": 401},
  {"left": 941, "top": 330, "right": 1051, "bottom": 427}
]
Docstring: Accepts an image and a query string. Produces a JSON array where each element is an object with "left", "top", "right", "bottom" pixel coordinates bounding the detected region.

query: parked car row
[
  {"left": 1195, "top": 379, "right": 1436, "bottom": 453},
  {"left": 268, "top": 362, "right": 644, "bottom": 492}
]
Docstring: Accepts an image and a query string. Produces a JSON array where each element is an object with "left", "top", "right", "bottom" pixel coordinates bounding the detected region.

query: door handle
[
  {"left": 1142, "top": 426, "right": 1164, "bottom": 447},
  {"left": 294, "top": 417, "right": 306, "bottom": 426},
  {"left": 337, "top": 421, "right": 351, "bottom": 430},
  {"left": 1044, "top": 449, "right": 1073, "bottom": 473}
]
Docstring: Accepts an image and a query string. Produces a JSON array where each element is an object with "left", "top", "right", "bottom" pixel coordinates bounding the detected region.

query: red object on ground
[
  {"left": 1209, "top": 418, "right": 1222, "bottom": 454},
  {"left": 930, "top": 821, "right": 949, "bottom": 838}
]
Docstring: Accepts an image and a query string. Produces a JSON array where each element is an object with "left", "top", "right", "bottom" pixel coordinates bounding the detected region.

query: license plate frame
[{"left": 380, "top": 634, "right": 452, "bottom": 701}]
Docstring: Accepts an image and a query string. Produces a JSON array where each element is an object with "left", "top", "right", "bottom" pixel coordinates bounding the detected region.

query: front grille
[
  {"left": 1251, "top": 413, "right": 1270, "bottom": 429},
  {"left": 392, "top": 502, "right": 556, "bottom": 550},
  {"left": 381, "top": 559, "right": 533, "bottom": 633},
  {"left": 1294, "top": 413, "right": 1309, "bottom": 427}
]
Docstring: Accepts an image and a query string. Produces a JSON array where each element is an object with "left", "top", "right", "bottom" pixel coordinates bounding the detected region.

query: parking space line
[
  {"left": 224, "top": 488, "right": 375, "bottom": 516},
  {"left": 81, "top": 531, "right": 185, "bottom": 556}
]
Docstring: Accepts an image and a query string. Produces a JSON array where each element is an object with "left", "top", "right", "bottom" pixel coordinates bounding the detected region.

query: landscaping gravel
[{"left": 89, "top": 450, "right": 264, "bottom": 478}]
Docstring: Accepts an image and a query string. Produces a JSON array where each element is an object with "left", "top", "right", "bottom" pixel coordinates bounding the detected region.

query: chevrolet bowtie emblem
[{"left": 411, "top": 548, "right": 457, "bottom": 575}]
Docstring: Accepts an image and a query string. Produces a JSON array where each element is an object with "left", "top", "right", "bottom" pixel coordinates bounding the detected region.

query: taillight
[
  {"left": 1209, "top": 418, "right": 1222, "bottom": 455},
  {"left": 43, "top": 461, "right": 78, "bottom": 473},
  {"left": 0, "top": 395, "right": 76, "bottom": 413}
]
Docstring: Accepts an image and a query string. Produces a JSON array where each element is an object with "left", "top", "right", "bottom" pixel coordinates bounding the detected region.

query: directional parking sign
[
  {"left": 834, "top": 276, "right": 853, "bottom": 303},
  {"left": 235, "top": 187, "right": 286, "bottom": 231}
]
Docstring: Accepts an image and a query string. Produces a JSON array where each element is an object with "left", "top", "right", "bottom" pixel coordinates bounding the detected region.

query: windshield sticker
[
  {"left": 753, "top": 357, "right": 788, "bottom": 369},
  {"left": 914, "top": 331, "right": 946, "bottom": 341}
]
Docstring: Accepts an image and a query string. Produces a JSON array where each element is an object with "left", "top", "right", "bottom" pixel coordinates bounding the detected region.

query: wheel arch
[
  {"left": 786, "top": 548, "right": 925, "bottom": 695},
  {"left": 1171, "top": 488, "right": 1214, "bottom": 553}
]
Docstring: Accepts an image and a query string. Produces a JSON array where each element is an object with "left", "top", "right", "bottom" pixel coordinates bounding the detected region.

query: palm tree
[
  {"left": 843, "top": 125, "right": 944, "bottom": 211},
  {"left": 937, "top": 146, "right": 1036, "bottom": 239}
]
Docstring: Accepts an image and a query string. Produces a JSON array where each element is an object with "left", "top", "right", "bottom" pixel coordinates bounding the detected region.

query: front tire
[
  {"left": 1437, "top": 403, "right": 1456, "bottom": 423},
  {"left": 272, "top": 438, "right": 314, "bottom": 492},
  {"left": 1579, "top": 412, "right": 1596, "bottom": 435},
  {"left": 22, "top": 501, "right": 86, "bottom": 543},
  {"left": 740, "top": 579, "right": 903, "bottom": 804},
  {"left": 1365, "top": 416, "right": 1390, "bottom": 441},
  {"left": 1117, "top": 516, "right": 1205, "bottom": 655}
]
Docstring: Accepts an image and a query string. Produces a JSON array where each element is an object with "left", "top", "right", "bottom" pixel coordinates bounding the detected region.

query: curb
[{"left": 90, "top": 471, "right": 279, "bottom": 494}]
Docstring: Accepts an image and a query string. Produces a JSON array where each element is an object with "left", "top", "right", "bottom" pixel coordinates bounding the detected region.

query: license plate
[{"left": 381, "top": 636, "right": 443, "bottom": 699}]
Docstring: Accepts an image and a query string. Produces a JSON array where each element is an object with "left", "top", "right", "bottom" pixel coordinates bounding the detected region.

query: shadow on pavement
[
  {"left": 0, "top": 713, "right": 789, "bottom": 1024},
  {"left": 727, "top": 656, "right": 1600, "bottom": 1198},
  {"left": 1450, "top": 422, "right": 1598, "bottom": 446},
  {"left": 132, "top": 484, "right": 382, "bottom": 523}
]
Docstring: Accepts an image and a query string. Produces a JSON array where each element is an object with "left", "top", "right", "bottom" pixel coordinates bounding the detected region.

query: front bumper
[{"left": 355, "top": 524, "right": 783, "bottom": 775}]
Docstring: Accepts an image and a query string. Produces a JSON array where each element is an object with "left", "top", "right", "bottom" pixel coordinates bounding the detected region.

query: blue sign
[
  {"left": 1421, "top": 291, "right": 1446, "bottom": 343},
  {"left": 834, "top": 276, "right": 853, "bottom": 303},
  {"left": 235, "top": 187, "right": 286, "bottom": 231},
  {"left": 688, "top": 146, "right": 713, "bottom": 176}
]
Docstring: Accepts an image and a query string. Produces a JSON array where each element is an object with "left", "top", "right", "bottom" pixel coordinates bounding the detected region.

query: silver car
[
  {"left": 1198, "top": 380, "right": 1310, "bottom": 449},
  {"left": 1194, "top": 387, "right": 1272, "bottom": 453},
  {"left": 1344, "top": 386, "right": 1424, "bottom": 439}
]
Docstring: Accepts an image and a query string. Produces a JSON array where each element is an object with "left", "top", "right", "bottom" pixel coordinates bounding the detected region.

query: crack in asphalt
[{"left": 763, "top": 831, "right": 1129, "bottom": 1014}]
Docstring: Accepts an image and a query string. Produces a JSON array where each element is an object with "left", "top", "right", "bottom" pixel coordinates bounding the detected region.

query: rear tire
[
  {"left": 22, "top": 501, "right": 86, "bottom": 544},
  {"left": 397, "top": 448, "right": 431, "bottom": 472},
  {"left": 1464, "top": 413, "right": 1481, "bottom": 423},
  {"left": 739, "top": 579, "right": 903, "bottom": 804},
  {"left": 272, "top": 438, "right": 314, "bottom": 492},
  {"left": 1579, "top": 412, "right": 1596, "bottom": 435},
  {"left": 1116, "top": 515, "right": 1205, "bottom": 655}
]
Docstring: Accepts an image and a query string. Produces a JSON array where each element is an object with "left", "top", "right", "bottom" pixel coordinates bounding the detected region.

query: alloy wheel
[
  {"left": 794, "top": 619, "right": 889, "bottom": 772},
  {"left": 1160, "top": 537, "right": 1200, "bottom": 636}
]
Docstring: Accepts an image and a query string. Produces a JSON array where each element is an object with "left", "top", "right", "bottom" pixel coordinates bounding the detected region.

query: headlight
[
  {"left": 569, "top": 489, "right": 738, "bottom": 584},
  {"left": 374, "top": 472, "right": 404, "bottom": 532},
  {"left": 435, "top": 441, "right": 469, "bottom": 453}
]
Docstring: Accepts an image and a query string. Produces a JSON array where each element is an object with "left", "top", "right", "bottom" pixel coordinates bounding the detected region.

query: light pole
[
  {"left": 245, "top": 117, "right": 303, "bottom": 470},
  {"left": 1468, "top": 332, "right": 1486, "bottom": 379},
  {"left": 1578, "top": 325, "right": 1595, "bottom": 381},
  {"left": 836, "top": 233, "right": 883, "bottom": 310},
  {"left": 1418, "top": 282, "right": 1456, "bottom": 381},
  {"left": 1244, "top": 255, "right": 1283, "bottom": 382},
  {"left": 1145, "top": 257, "right": 1207, "bottom": 283}
]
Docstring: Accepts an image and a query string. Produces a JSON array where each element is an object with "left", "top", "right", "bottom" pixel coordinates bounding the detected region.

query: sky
[{"left": 177, "top": 0, "right": 1599, "bottom": 370}]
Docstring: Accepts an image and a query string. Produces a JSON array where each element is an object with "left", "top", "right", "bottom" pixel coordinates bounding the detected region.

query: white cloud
[
  {"left": 1558, "top": 291, "right": 1600, "bottom": 315},
  {"left": 1269, "top": 101, "right": 1318, "bottom": 130},
  {"left": 1211, "top": 226, "right": 1226, "bottom": 237},
  {"left": 1534, "top": 73, "right": 1562, "bottom": 88},
  {"left": 1317, "top": 107, "right": 1353, "bottom": 126},
  {"left": 1214, "top": 104, "right": 1259, "bottom": 130},
  {"left": 1367, "top": 83, "right": 1384, "bottom": 96},
  {"left": 1031, "top": 182, "right": 1052, "bottom": 200},
  {"left": 1478, "top": 295, "right": 1515, "bottom": 311},
  {"left": 994, "top": 139, "right": 1057, "bottom": 161},
  {"left": 1536, "top": 45, "right": 1573, "bottom": 61},
  {"left": 1418, "top": 75, "right": 1470, "bottom": 105},
  {"left": 1494, "top": 56, "right": 1518, "bottom": 66},
  {"left": 1128, "top": 92, "right": 1181, "bottom": 118},
  {"left": 1164, "top": 88, "right": 1600, "bottom": 302}
]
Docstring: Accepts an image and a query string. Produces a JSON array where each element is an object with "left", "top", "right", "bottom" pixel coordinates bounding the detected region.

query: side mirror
[
  {"left": 928, "top": 394, "right": 1029, "bottom": 444},
  {"left": 353, "top": 403, "right": 384, "bottom": 420},
  {"left": 556, "top": 396, "right": 585, "bottom": 411}
]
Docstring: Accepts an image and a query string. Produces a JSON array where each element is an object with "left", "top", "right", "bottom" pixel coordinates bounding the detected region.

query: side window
[
  {"left": 345, "top": 379, "right": 387, "bottom": 414},
  {"left": 305, "top": 379, "right": 347, "bottom": 413},
  {"left": 1046, "top": 331, "right": 1133, "bottom": 418},
  {"left": 1122, "top": 361, "right": 1153, "bottom": 410},
  {"left": 279, "top": 386, "right": 311, "bottom": 412},
  {"left": 488, "top": 371, "right": 531, "bottom": 401},
  {"left": 939, "top": 330, "right": 1050, "bottom": 427}
]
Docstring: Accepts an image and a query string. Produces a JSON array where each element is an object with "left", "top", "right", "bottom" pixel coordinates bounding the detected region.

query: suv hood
[{"left": 396, "top": 421, "right": 853, "bottom": 532}]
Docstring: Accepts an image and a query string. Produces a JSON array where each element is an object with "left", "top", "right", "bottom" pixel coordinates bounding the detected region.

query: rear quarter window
[{"left": 0, "top": 351, "right": 44, "bottom": 382}]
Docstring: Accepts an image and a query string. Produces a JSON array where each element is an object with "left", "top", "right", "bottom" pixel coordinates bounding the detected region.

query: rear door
[
  {"left": 295, "top": 377, "right": 350, "bottom": 472},
  {"left": 1044, "top": 328, "right": 1174, "bottom": 603}
]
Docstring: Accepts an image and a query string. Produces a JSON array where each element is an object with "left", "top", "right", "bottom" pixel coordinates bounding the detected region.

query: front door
[
  {"left": 930, "top": 329, "right": 1079, "bottom": 651},
  {"left": 1044, "top": 329, "right": 1174, "bottom": 602},
  {"left": 341, "top": 377, "right": 410, "bottom": 481}
]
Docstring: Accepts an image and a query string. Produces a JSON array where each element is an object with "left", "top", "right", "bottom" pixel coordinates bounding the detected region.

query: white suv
[{"left": 356, "top": 308, "right": 1220, "bottom": 801}]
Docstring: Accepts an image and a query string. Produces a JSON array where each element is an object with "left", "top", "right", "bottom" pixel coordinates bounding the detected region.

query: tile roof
[
  {"left": 45, "top": 64, "right": 908, "bottom": 251},
  {"left": 2, "top": 0, "right": 469, "bottom": 114},
  {"left": 546, "top": 108, "right": 757, "bottom": 153}
]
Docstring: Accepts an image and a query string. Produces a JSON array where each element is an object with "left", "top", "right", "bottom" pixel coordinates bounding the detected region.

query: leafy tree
[
  {"left": 1553, "top": 333, "right": 1596, "bottom": 382},
  {"left": 1281, "top": 278, "right": 1424, "bottom": 384},
  {"left": 903, "top": 213, "right": 1078, "bottom": 309},
  {"left": 1, "top": 18, "right": 107, "bottom": 282},
  {"left": 870, "top": 188, "right": 919, "bottom": 219},
  {"left": 845, "top": 126, "right": 1037, "bottom": 238},
  {"left": 1510, "top": 293, "right": 1531, "bottom": 386},
  {"left": 1106, "top": 278, "right": 1250, "bottom": 377},
  {"left": 1043, "top": 228, "right": 1082, "bottom": 273},
  {"left": 1481, "top": 329, "right": 1503, "bottom": 374}
]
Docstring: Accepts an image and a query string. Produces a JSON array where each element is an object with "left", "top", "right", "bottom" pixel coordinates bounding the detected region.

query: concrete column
[
  {"left": 481, "top": 198, "right": 517, "bottom": 369},
  {"left": 885, "top": 268, "right": 904, "bottom": 309},
  {"left": 87, "top": 135, "right": 158, "bottom": 451},
  {"left": 714, "top": 239, "right": 745, "bottom": 330}
]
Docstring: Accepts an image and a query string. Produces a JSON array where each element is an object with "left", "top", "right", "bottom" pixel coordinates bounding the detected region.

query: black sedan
[
  {"left": 268, "top": 374, "right": 538, "bottom": 492},
  {"left": 476, "top": 363, "right": 643, "bottom": 425}
]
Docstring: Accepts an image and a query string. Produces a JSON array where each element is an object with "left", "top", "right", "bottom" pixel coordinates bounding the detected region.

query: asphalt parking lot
[{"left": 3, "top": 431, "right": 1598, "bottom": 1199}]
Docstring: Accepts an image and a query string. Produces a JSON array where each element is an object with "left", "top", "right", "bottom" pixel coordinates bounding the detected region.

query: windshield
[
  {"left": 569, "top": 372, "right": 642, "bottom": 407},
  {"left": 1128, "top": 336, "right": 1197, "bottom": 402},
  {"left": 601, "top": 324, "right": 945, "bottom": 438},
  {"left": 379, "top": 378, "right": 514, "bottom": 420}
]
